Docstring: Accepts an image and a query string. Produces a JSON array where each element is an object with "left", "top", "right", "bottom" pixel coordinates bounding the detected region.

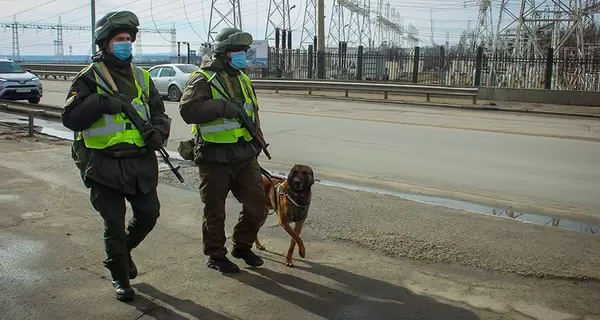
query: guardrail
[
  {"left": 21, "top": 63, "right": 479, "bottom": 104},
  {"left": 252, "top": 79, "right": 479, "bottom": 104}
]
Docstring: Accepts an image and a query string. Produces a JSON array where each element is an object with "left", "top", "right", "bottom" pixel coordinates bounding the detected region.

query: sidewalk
[
  {"left": 262, "top": 89, "right": 600, "bottom": 118},
  {"left": 1, "top": 123, "right": 599, "bottom": 320}
]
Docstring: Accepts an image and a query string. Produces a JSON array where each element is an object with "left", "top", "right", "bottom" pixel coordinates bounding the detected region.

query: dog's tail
[{"left": 260, "top": 166, "right": 278, "bottom": 216}]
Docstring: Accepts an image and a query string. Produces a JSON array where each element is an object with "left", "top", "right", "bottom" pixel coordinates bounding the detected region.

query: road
[
  {"left": 35, "top": 80, "right": 600, "bottom": 219},
  {"left": 1, "top": 127, "right": 599, "bottom": 320}
]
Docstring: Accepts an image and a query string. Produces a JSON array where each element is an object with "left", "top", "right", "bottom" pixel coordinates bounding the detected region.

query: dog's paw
[
  {"left": 298, "top": 244, "right": 306, "bottom": 258},
  {"left": 285, "top": 261, "right": 294, "bottom": 267},
  {"left": 256, "top": 244, "right": 266, "bottom": 251}
]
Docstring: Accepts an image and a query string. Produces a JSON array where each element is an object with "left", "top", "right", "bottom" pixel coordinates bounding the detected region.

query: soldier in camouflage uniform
[
  {"left": 62, "top": 11, "right": 171, "bottom": 300},
  {"left": 178, "top": 28, "right": 265, "bottom": 273}
]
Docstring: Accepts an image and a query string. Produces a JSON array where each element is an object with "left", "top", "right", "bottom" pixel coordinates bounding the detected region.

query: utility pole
[
  {"left": 183, "top": 41, "right": 191, "bottom": 64},
  {"left": 187, "top": 42, "right": 190, "bottom": 64},
  {"left": 177, "top": 41, "right": 181, "bottom": 63},
  {"left": 90, "top": 0, "right": 96, "bottom": 56},
  {"left": 317, "top": 0, "right": 325, "bottom": 78}
]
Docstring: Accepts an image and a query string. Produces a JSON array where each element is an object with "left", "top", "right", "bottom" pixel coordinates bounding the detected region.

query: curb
[
  {"left": 0, "top": 101, "right": 62, "bottom": 118},
  {"left": 261, "top": 92, "right": 600, "bottom": 119},
  {"left": 3, "top": 95, "right": 599, "bottom": 120}
]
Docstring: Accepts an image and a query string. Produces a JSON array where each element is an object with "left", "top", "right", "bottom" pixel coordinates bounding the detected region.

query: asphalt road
[
  {"left": 36, "top": 80, "right": 600, "bottom": 219},
  {"left": 1, "top": 128, "right": 599, "bottom": 320}
]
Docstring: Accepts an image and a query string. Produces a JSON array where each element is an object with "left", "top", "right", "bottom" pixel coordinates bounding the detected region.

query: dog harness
[{"left": 275, "top": 183, "right": 311, "bottom": 222}]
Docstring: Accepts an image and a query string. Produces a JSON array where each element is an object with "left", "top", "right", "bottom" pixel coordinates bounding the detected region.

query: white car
[{"left": 147, "top": 64, "right": 200, "bottom": 102}]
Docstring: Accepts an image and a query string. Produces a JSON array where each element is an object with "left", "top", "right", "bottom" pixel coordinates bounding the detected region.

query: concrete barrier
[{"left": 478, "top": 87, "right": 600, "bottom": 107}]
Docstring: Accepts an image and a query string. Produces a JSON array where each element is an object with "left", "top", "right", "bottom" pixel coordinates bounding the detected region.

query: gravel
[{"left": 159, "top": 163, "right": 600, "bottom": 282}]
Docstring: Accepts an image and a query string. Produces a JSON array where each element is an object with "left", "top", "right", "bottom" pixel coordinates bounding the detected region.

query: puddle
[
  {"left": 3, "top": 115, "right": 598, "bottom": 235},
  {"left": 39, "top": 127, "right": 75, "bottom": 140},
  {"left": 266, "top": 169, "right": 600, "bottom": 235}
]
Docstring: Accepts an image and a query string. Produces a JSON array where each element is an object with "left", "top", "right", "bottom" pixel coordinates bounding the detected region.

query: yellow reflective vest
[
  {"left": 189, "top": 69, "right": 258, "bottom": 143},
  {"left": 76, "top": 62, "right": 151, "bottom": 150}
]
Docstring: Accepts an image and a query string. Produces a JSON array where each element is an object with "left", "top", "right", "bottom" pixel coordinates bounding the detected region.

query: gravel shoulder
[{"left": 159, "top": 165, "right": 600, "bottom": 282}]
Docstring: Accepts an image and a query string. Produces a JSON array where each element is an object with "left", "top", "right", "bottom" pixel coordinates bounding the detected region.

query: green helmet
[
  {"left": 94, "top": 11, "right": 139, "bottom": 46},
  {"left": 213, "top": 27, "right": 253, "bottom": 54}
]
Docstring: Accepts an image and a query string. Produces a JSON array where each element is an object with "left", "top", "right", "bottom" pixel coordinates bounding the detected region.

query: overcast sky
[{"left": 0, "top": 0, "right": 590, "bottom": 56}]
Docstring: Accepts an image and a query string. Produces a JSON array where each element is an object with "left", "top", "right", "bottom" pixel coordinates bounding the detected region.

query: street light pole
[
  {"left": 90, "top": 0, "right": 96, "bottom": 57},
  {"left": 317, "top": 0, "right": 325, "bottom": 78}
]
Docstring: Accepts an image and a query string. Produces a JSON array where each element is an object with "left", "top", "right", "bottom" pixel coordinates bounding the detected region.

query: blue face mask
[
  {"left": 112, "top": 41, "right": 132, "bottom": 61},
  {"left": 229, "top": 51, "right": 246, "bottom": 69}
]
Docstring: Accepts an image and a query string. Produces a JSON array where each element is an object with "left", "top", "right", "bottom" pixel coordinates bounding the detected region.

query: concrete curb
[
  {"left": 4, "top": 92, "right": 598, "bottom": 120},
  {"left": 261, "top": 92, "right": 600, "bottom": 119},
  {"left": 0, "top": 101, "right": 62, "bottom": 118}
]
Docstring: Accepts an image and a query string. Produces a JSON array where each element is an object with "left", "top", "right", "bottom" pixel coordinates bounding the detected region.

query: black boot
[
  {"left": 231, "top": 247, "right": 264, "bottom": 267},
  {"left": 207, "top": 256, "right": 240, "bottom": 273},
  {"left": 112, "top": 279, "right": 135, "bottom": 301},
  {"left": 128, "top": 255, "right": 138, "bottom": 280}
]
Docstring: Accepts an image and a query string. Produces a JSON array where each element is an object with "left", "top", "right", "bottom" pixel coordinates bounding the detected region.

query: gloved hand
[
  {"left": 142, "top": 128, "right": 165, "bottom": 151},
  {"left": 104, "top": 94, "right": 127, "bottom": 115},
  {"left": 222, "top": 100, "right": 241, "bottom": 119}
]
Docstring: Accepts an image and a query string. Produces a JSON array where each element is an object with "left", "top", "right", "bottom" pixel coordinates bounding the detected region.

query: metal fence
[{"left": 243, "top": 46, "right": 600, "bottom": 92}]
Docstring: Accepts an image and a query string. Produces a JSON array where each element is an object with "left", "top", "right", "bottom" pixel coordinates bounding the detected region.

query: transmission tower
[
  {"left": 375, "top": 0, "right": 403, "bottom": 48},
  {"left": 327, "top": 0, "right": 343, "bottom": 47},
  {"left": 495, "top": 0, "right": 599, "bottom": 58},
  {"left": 406, "top": 23, "right": 419, "bottom": 48},
  {"left": 361, "top": 0, "right": 373, "bottom": 48},
  {"left": 207, "top": 0, "right": 242, "bottom": 43},
  {"left": 170, "top": 22, "right": 177, "bottom": 59},
  {"left": 430, "top": 8, "right": 438, "bottom": 47},
  {"left": 53, "top": 17, "right": 64, "bottom": 57},
  {"left": 135, "top": 31, "right": 143, "bottom": 63},
  {"left": 300, "top": 0, "right": 317, "bottom": 49},
  {"left": 11, "top": 16, "right": 20, "bottom": 60},
  {"left": 3, "top": 18, "right": 178, "bottom": 59},
  {"left": 265, "top": 0, "right": 292, "bottom": 44},
  {"left": 327, "top": 0, "right": 371, "bottom": 48},
  {"left": 493, "top": 0, "right": 600, "bottom": 89},
  {"left": 474, "top": 0, "right": 494, "bottom": 52}
]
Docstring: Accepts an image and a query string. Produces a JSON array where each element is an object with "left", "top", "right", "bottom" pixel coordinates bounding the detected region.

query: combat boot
[
  {"left": 112, "top": 279, "right": 135, "bottom": 301},
  {"left": 231, "top": 247, "right": 264, "bottom": 267},
  {"left": 128, "top": 255, "right": 138, "bottom": 279},
  {"left": 207, "top": 256, "right": 240, "bottom": 273}
]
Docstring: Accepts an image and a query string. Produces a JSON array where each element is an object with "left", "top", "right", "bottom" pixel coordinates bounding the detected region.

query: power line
[
  {"left": 0, "top": 0, "right": 59, "bottom": 21},
  {"left": 183, "top": 0, "right": 206, "bottom": 43}
]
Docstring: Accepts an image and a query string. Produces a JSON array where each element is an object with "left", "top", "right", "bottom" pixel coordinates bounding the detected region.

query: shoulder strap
[
  {"left": 132, "top": 66, "right": 148, "bottom": 94},
  {"left": 222, "top": 71, "right": 235, "bottom": 97},
  {"left": 95, "top": 61, "right": 119, "bottom": 93},
  {"left": 188, "top": 69, "right": 212, "bottom": 87},
  {"left": 132, "top": 65, "right": 149, "bottom": 104}
]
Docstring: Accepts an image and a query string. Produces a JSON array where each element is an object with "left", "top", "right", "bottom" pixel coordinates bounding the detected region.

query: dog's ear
[
  {"left": 287, "top": 165, "right": 299, "bottom": 182},
  {"left": 306, "top": 167, "right": 315, "bottom": 186}
]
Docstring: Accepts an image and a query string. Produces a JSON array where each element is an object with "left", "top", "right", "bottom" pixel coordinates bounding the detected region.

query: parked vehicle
[
  {"left": 147, "top": 64, "right": 200, "bottom": 102},
  {"left": 0, "top": 58, "right": 43, "bottom": 104}
]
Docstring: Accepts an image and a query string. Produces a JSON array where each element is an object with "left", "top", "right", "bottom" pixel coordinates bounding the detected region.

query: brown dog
[{"left": 255, "top": 165, "right": 314, "bottom": 267}]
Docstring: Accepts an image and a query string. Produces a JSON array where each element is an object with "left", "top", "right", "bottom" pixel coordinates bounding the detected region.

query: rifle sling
[{"left": 95, "top": 62, "right": 120, "bottom": 93}]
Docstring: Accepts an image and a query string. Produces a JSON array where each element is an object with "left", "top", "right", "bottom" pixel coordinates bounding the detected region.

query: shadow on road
[
  {"left": 131, "top": 282, "right": 232, "bottom": 319},
  {"left": 235, "top": 254, "right": 482, "bottom": 320}
]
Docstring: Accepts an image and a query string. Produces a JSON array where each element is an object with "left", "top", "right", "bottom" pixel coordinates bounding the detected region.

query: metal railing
[
  {"left": 20, "top": 62, "right": 479, "bottom": 104},
  {"left": 252, "top": 79, "right": 479, "bottom": 104}
]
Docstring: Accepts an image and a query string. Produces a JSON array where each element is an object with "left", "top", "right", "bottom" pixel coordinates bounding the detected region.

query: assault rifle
[
  {"left": 83, "top": 67, "right": 185, "bottom": 183},
  {"left": 204, "top": 73, "right": 272, "bottom": 160}
]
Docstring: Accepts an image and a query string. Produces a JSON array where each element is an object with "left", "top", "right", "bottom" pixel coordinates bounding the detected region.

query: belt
[{"left": 99, "top": 147, "right": 148, "bottom": 158}]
